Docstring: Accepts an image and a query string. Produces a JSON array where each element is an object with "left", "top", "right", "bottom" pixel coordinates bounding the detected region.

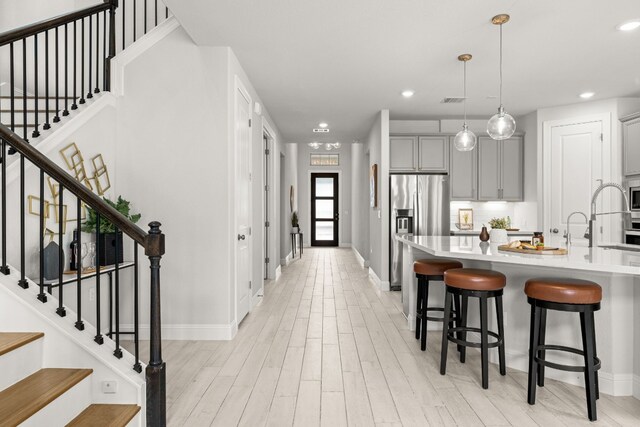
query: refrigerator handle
[{"left": 413, "top": 190, "right": 419, "bottom": 235}]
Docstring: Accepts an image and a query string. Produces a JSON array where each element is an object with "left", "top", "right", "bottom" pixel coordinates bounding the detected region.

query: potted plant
[
  {"left": 291, "top": 211, "right": 299, "bottom": 233},
  {"left": 488, "top": 217, "right": 509, "bottom": 243},
  {"left": 82, "top": 196, "right": 141, "bottom": 266}
]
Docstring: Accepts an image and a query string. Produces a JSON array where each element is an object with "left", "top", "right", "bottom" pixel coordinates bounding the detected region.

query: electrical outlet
[
  {"left": 89, "top": 287, "right": 95, "bottom": 302},
  {"left": 102, "top": 380, "right": 118, "bottom": 394}
]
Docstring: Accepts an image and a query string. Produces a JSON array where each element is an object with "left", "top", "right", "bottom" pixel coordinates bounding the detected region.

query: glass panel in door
[{"left": 311, "top": 173, "right": 339, "bottom": 246}]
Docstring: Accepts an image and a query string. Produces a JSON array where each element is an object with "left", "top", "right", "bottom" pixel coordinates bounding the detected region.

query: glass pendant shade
[
  {"left": 487, "top": 106, "right": 516, "bottom": 140},
  {"left": 454, "top": 124, "right": 477, "bottom": 151}
]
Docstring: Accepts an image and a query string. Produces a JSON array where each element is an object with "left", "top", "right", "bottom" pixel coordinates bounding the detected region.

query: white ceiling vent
[
  {"left": 313, "top": 128, "right": 330, "bottom": 133},
  {"left": 441, "top": 97, "right": 466, "bottom": 104}
]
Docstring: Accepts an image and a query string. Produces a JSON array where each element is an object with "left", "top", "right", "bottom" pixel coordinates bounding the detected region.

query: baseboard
[
  {"left": 275, "top": 265, "right": 282, "bottom": 281},
  {"left": 351, "top": 247, "right": 370, "bottom": 268},
  {"left": 285, "top": 252, "right": 293, "bottom": 265},
  {"left": 122, "top": 322, "right": 238, "bottom": 341},
  {"left": 368, "top": 267, "right": 390, "bottom": 291}
]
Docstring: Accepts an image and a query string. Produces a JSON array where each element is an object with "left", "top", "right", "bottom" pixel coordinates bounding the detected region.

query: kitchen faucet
[
  {"left": 588, "top": 182, "right": 632, "bottom": 247},
  {"left": 564, "top": 211, "right": 589, "bottom": 245}
]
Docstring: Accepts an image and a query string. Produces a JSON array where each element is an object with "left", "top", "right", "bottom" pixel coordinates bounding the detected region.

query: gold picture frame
[
  {"left": 91, "top": 154, "right": 111, "bottom": 195},
  {"left": 27, "top": 195, "right": 50, "bottom": 218}
]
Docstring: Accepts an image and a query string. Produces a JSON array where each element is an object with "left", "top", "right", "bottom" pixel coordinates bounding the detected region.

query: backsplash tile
[{"left": 450, "top": 201, "right": 531, "bottom": 231}]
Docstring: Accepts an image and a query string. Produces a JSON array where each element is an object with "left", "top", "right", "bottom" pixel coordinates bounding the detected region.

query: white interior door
[
  {"left": 549, "top": 120, "right": 603, "bottom": 240},
  {"left": 235, "top": 81, "right": 252, "bottom": 325}
]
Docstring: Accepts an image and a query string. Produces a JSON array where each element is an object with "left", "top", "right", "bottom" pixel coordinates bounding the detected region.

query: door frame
[
  {"left": 262, "top": 118, "right": 277, "bottom": 284},
  {"left": 233, "top": 75, "right": 253, "bottom": 327},
  {"left": 310, "top": 171, "right": 340, "bottom": 246},
  {"left": 541, "top": 113, "right": 611, "bottom": 239}
]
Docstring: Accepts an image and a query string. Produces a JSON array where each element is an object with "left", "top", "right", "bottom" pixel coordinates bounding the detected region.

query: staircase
[{"left": 0, "top": 332, "right": 140, "bottom": 426}]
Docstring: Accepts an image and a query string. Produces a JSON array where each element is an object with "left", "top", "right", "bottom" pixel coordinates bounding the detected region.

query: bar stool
[
  {"left": 413, "top": 259, "right": 463, "bottom": 351},
  {"left": 440, "top": 268, "right": 506, "bottom": 389},
  {"left": 525, "top": 278, "right": 602, "bottom": 421}
]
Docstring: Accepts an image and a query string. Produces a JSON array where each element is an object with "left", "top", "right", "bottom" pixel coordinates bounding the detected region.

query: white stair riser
[
  {"left": 21, "top": 375, "right": 92, "bottom": 427},
  {"left": 0, "top": 337, "right": 43, "bottom": 391}
]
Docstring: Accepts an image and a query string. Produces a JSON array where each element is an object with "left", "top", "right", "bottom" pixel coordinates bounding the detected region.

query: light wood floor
[{"left": 126, "top": 248, "right": 640, "bottom": 426}]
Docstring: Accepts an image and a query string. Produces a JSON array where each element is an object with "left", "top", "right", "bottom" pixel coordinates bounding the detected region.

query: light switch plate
[{"left": 102, "top": 380, "right": 118, "bottom": 394}]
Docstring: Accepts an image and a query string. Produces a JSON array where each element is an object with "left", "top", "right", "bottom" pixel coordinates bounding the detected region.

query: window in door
[{"left": 311, "top": 173, "right": 339, "bottom": 246}]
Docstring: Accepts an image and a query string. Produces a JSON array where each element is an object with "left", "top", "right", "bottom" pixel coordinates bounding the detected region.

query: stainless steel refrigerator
[{"left": 389, "top": 174, "right": 450, "bottom": 315}]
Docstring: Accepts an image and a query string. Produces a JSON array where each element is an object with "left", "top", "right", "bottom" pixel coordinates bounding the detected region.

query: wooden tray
[{"left": 498, "top": 245, "right": 567, "bottom": 255}]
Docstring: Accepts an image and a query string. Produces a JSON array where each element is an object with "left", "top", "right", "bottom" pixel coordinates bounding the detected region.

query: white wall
[
  {"left": 296, "top": 144, "right": 351, "bottom": 247},
  {"left": 280, "top": 143, "right": 298, "bottom": 263},
  {"left": 351, "top": 142, "right": 369, "bottom": 261}
]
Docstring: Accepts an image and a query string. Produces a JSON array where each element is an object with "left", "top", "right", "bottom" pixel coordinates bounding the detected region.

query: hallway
[{"left": 137, "top": 248, "right": 640, "bottom": 426}]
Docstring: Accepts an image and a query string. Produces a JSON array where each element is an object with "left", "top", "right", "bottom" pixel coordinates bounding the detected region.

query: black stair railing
[
  {"left": 0, "top": 123, "right": 166, "bottom": 426},
  {"left": 0, "top": 0, "right": 171, "bottom": 161}
]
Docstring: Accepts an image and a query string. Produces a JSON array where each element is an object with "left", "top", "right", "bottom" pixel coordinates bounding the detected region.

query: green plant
[
  {"left": 82, "top": 196, "right": 141, "bottom": 234},
  {"left": 291, "top": 211, "right": 299, "bottom": 228},
  {"left": 488, "top": 217, "right": 509, "bottom": 229}
]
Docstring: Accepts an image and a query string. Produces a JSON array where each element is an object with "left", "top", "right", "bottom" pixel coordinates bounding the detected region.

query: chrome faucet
[
  {"left": 588, "top": 182, "right": 632, "bottom": 247},
  {"left": 564, "top": 211, "right": 588, "bottom": 245}
]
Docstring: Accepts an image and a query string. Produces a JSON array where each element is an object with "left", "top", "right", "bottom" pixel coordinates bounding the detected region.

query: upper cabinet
[
  {"left": 478, "top": 136, "right": 524, "bottom": 201},
  {"left": 418, "top": 136, "right": 449, "bottom": 172},
  {"left": 449, "top": 137, "right": 477, "bottom": 201},
  {"left": 390, "top": 135, "right": 449, "bottom": 172},
  {"left": 622, "top": 113, "right": 640, "bottom": 176}
]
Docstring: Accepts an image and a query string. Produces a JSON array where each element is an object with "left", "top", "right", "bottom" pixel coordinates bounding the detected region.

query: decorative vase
[
  {"left": 489, "top": 228, "right": 509, "bottom": 244},
  {"left": 479, "top": 226, "right": 490, "bottom": 242},
  {"left": 98, "top": 231, "right": 124, "bottom": 266},
  {"left": 43, "top": 241, "right": 63, "bottom": 280}
]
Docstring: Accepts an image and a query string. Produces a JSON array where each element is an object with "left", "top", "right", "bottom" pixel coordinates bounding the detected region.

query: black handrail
[{"left": 0, "top": 3, "right": 111, "bottom": 47}]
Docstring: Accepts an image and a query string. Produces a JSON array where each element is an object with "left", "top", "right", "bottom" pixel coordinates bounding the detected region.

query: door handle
[{"left": 237, "top": 234, "right": 246, "bottom": 241}]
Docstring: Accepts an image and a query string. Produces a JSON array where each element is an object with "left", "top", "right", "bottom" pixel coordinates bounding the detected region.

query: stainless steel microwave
[{"left": 630, "top": 185, "right": 640, "bottom": 212}]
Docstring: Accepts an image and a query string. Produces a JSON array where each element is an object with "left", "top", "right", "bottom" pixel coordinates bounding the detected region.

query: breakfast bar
[{"left": 398, "top": 235, "right": 640, "bottom": 398}]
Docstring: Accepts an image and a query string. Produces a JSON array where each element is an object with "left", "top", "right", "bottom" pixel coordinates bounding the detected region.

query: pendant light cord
[
  {"left": 463, "top": 60, "right": 467, "bottom": 124},
  {"left": 499, "top": 23, "right": 503, "bottom": 108}
]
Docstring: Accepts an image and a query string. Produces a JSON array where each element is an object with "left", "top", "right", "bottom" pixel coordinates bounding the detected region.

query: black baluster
[
  {"left": 44, "top": 31, "right": 51, "bottom": 129},
  {"left": 57, "top": 185, "right": 66, "bottom": 317},
  {"left": 10, "top": 42, "right": 15, "bottom": 133},
  {"left": 75, "top": 198, "right": 84, "bottom": 330},
  {"left": 17, "top": 153, "right": 27, "bottom": 289},
  {"left": 95, "top": 13, "right": 100, "bottom": 94},
  {"left": 114, "top": 227, "right": 122, "bottom": 358},
  {"left": 144, "top": 0, "right": 148, "bottom": 34},
  {"left": 87, "top": 17, "right": 93, "bottom": 99},
  {"left": 71, "top": 21, "right": 78, "bottom": 110},
  {"left": 94, "top": 213, "right": 104, "bottom": 344},
  {"left": 0, "top": 139, "right": 9, "bottom": 275},
  {"left": 122, "top": 0, "right": 126, "bottom": 51},
  {"left": 80, "top": 19, "right": 85, "bottom": 104},
  {"left": 22, "top": 40, "right": 28, "bottom": 140},
  {"left": 63, "top": 24, "right": 69, "bottom": 116},
  {"left": 53, "top": 28, "right": 60, "bottom": 122},
  {"left": 33, "top": 35, "right": 41, "bottom": 138},
  {"left": 102, "top": 12, "right": 106, "bottom": 90},
  {"left": 37, "top": 170, "right": 47, "bottom": 302},
  {"left": 166, "top": 6, "right": 168, "bottom": 19},
  {"left": 133, "top": 0, "right": 137, "bottom": 42},
  {"left": 133, "top": 243, "right": 141, "bottom": 372},
  {"left": 105, "top": 3, "right": 116, "bottom": 92},
  {"left": 155, "top": 0, "right": 158, "bottom": 26}
]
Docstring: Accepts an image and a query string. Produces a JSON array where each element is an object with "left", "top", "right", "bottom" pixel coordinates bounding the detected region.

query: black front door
[{"left": 311, "top": 173, "right": 339, "bottom": 246}]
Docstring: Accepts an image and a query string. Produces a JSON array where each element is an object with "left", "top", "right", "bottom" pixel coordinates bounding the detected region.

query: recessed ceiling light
[
  {"left": 401, "top": 90, "right": 415, "bottom": 98},
  {"left": 318, "top": 122, "right": 328, "bottom": 128},
  {"left": 579, "top": 92, "right": 595, "bottom": 99},
  {"left": 617, "top": 20, "right": 640, "bottom": 31}
]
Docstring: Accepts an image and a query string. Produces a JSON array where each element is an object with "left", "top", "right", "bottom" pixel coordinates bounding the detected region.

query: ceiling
[{"left": 165, "top": 0, "right": 640, "bottom": 144}]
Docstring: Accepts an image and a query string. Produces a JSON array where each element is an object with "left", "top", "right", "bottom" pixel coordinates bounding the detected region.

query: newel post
[
  {"left": 104, "top": 0, "right": 118, "bottom": 91},
  {"left": 145, "top": 221, "right": 166, "bottom": 427}
]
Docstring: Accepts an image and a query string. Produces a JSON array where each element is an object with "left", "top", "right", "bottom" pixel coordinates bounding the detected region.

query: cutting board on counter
[{"left": 498, "top": 245, "right": 568, "bottom": 255}]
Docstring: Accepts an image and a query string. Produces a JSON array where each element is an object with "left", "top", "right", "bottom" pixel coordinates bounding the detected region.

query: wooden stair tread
[
  {"left": 0, "top": 368, "right": 93, "bottom": 426},
  {"left": 66, "top": 404, "right": 141, "bottom": 427},
  {"left": 0, "top": 332, "right": 43, "bottom": 356}
]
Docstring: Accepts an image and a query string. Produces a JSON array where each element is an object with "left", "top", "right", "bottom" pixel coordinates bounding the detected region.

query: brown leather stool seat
[
  {"left": 444, "top": 268, "right": 506, "bottom": 291},
  {"left": 414, "top": 259, "right": 463, "bottom": 276},
  {"left": 524, "top": 278, "right": 602, "bottom": 304}
]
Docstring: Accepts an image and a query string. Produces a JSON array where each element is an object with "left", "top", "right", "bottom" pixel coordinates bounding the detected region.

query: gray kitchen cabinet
[
  {"left": 622, "top": 113, "right": 640, "bottom": 176},
  {"left": 418, "top": 136, "right": 449, "bottom": 172},
  {"left": 390, "top": 136, "right": 417, "bottom": 171},
  {"left": 478, "top": 136, "right": 523, "bottom": 201},
  {"left": 449, "top": 138, "right": 477, "bottom": 200}
]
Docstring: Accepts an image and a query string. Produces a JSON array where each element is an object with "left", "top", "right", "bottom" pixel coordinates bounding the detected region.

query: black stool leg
[
  {"left": 581, "top": 310, "right": 598, "bottom": 421},
  {"left": 527, "top": 304, "right": 541, "bottom": 405},
  {"left": 459, "top": 295, "right": 468, "bottom": 363},
  {"left": 479, "top": 295, "right": 489, "bottom": 389},
  {"left": 537, "top": 307, "right": 547, "bottom": 387},
  {"left": 495, "top": 295, "right": 506, "bottom": 376},
  {"left": 453, "top": 294, "right": 462, "bottom": 354},
  {"left": 439, "top": 289, "right": 452, "bottom": 375},
  {"left": 421, "top": 277, "right": 429, "bottom": 351},
  {"left": 415, "top": 277, "right": 422, "bottom": 340},
  {"left": 591, "top": 316, "right": 600, "bottom": 400}
]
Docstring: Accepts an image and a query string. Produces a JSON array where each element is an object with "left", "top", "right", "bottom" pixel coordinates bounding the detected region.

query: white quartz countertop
[
  {"left": 398, "top": 235, "right": 640, "bottom": 276},
  {"left": 450, "top": 230, "right": 536, "bottom": 236}
]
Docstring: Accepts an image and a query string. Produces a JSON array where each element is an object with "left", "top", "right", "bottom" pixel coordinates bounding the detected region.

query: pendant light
[
  {"left": 487, "top": 14, "right": 516, "bottom": 140},
  {"left": 454, "top": 54, "right": 477, "bottom": 151}
]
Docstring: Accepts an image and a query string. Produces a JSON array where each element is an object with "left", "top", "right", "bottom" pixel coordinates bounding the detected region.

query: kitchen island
[{"left": 398, "top": 235, "right": 640, "bottom": 398}]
